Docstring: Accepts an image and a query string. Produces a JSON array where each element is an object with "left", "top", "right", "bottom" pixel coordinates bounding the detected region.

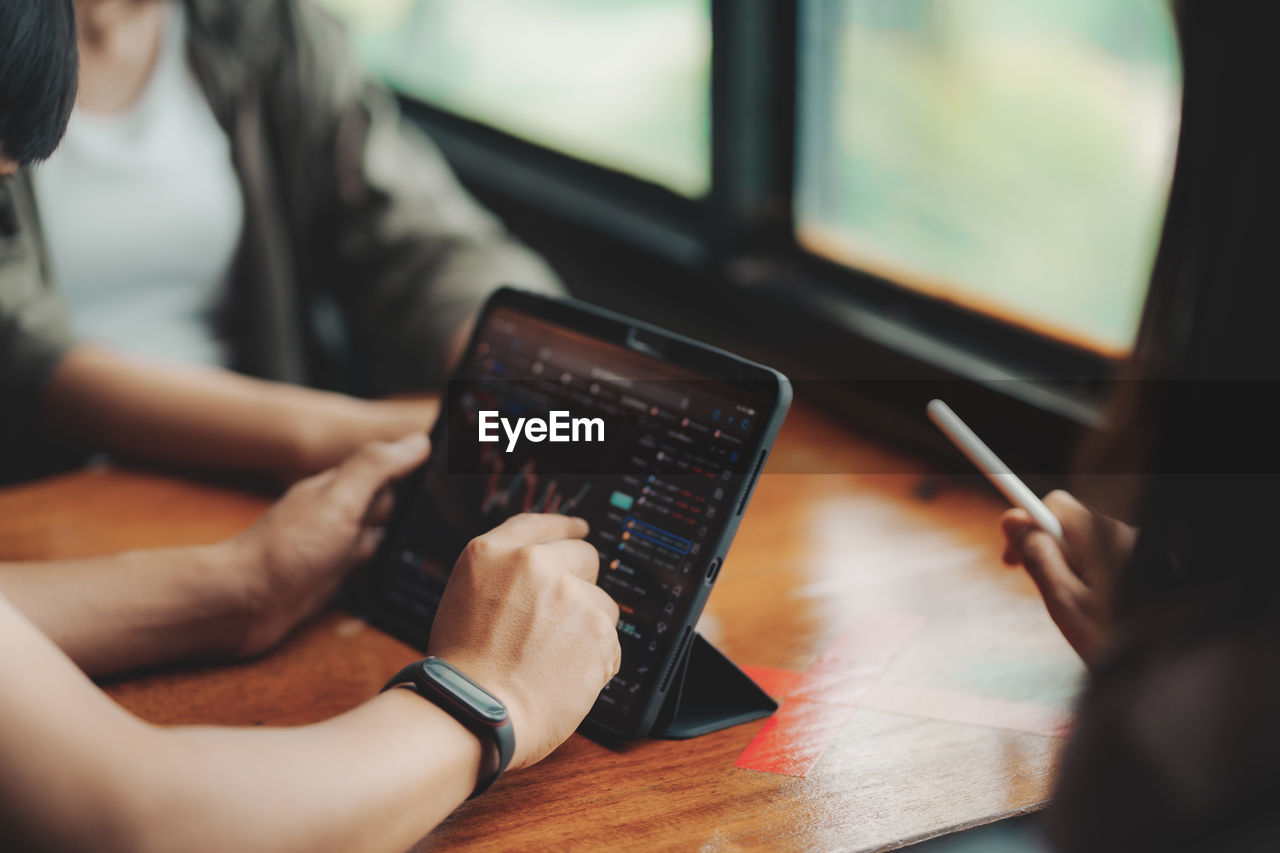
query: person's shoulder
[
  {"left": 1, "top": 170, "right": 46, "bottom": 286},
  {"left": 186, "top": 0, "right": 335, "bottom": 47},
  {"left": 185, "top": 0, "right": 321, "bottom": 70},
  {"left": 185, "top": 0, "right": 350, "bottom": 88}
]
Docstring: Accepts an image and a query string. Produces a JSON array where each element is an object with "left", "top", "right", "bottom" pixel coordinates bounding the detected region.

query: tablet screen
[{"left": 368, "top": 303, "right": 772, "bottom": 737}]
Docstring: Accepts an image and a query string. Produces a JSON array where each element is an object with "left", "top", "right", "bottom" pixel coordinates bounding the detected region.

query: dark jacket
[{"left": 0, "top": 0, "right": 560, "bottom": 438}]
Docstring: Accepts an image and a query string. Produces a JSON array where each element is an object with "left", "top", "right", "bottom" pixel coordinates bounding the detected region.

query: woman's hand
[
  {"left": 40, "top": 344, "right": 439, "bottom": 486},
  {"left": 283, "top": 396, "right": 439, "bottom": 484},
  {"left": 1000, "top": 490, "right": 1137, "bottom": 667},
  {"left": 230, "top": 432, "right": 431, "bottom": 657},
  {"left": 427, "top": 513, "right": 622, "bottom": 770}
]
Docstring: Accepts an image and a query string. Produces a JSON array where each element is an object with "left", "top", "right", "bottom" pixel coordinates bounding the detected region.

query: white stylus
[{"left": 926, "top": 399, "right": 1066, "bottom": 546}]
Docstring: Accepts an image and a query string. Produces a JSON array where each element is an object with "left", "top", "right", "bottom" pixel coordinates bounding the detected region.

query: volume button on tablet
[{"left": 704, "top": 558, "right": 722, "bottom": 585}]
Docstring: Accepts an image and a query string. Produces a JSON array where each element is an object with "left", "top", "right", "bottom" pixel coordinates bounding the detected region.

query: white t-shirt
[{"left": 33, "top": 2, "right": 244, "bottom": 366}]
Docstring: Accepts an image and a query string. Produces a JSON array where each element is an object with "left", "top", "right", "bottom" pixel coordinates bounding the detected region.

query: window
[
  {"left": 795, "top": 0, "right": 1182, "bottom": 355},
  {"left": 319, "top": 0, "right": 1185, "bottom": 427},
  {"left": 317, "top": 0, "right": 712, "bottom": 197}
]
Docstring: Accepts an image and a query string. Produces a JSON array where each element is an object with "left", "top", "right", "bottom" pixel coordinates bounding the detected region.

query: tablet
[{"left": 354, "top": 288, "right": 790, "bottom": 742}]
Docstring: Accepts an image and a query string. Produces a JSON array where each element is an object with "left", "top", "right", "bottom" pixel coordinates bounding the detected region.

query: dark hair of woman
[
  {"left": 1051, "top": 2, "right": 1280, "bottom": 849},
  {"left": 0, "top": 0, "right": 79, "bottom": 165},
  {"left": 1084, "top": 0, "right": 1280, "bottom": 618}
]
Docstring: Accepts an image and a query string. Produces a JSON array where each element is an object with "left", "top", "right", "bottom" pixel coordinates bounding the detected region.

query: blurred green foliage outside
[{"left": 319, "top": 0, "right": 1180, "bottom": 353}]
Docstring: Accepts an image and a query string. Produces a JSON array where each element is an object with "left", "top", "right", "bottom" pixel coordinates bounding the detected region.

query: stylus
[{"left": 926, "top": 399, "right": 1066, "bottom": 546}]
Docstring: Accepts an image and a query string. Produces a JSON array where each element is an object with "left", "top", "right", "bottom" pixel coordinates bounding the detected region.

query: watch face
[{"left": 423, "top": 658, "right": 507, "bottom": 723}]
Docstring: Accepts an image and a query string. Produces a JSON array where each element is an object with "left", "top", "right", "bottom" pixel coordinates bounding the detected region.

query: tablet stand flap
[{"left": 652, "top": 632, "right": 777, "bottom": 740}]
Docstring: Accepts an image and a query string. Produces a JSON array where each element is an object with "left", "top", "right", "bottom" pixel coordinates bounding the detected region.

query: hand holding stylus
[{"left": 927, "top": 400, "right": 1135, "bottom": 667}]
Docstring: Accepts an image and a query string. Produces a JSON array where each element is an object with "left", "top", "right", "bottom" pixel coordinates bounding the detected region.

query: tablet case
[
  {"left": 361, "top": 288, "right": 788, "bottom": 743},
  {"left": 650, "top": 632, "right": 777, "bottom": 739}
]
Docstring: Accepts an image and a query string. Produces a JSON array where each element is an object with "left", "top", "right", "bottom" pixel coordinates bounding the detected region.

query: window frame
[{"left": 376, "top": 0, "right": 1148, "bottom": 470}]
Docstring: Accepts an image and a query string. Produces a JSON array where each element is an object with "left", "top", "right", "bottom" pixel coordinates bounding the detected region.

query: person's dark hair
[
  {"left": 0, "top": 0, "right": 79, "bottom": 165},
  {"left": 1086, "top": 0, "right": 1280, "bottom": 616},
  {"left": 1047, "top": 7, "right": 1280, "bottom": 849}
]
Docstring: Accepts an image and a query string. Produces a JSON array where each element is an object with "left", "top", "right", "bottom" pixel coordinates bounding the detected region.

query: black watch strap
[{"left": 381, "top": 658, "right": 516, "bottom": 798}]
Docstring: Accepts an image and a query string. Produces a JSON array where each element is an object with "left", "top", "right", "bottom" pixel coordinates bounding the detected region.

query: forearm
[
  {"left": 0, "top": 599, "right": 480, "bottom": 853},
  {"left": 129, "top": 690, "right": 480, "bottom": 853},
  {"left": 38, "top": 345, "right": 434, "bottom": 482},
  {"left": 0, "top": 541, "right": 249, "bottom": 676},
  {"left": 40, "top": 345, "right": 314, "bottom": 478}
]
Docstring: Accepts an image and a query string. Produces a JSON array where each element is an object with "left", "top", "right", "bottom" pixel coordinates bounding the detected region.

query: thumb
[{"left": 329, "top": 433, "right": 430, "bottom": 510}]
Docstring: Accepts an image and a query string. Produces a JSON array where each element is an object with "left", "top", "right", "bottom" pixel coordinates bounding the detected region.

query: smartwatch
[{"left": 381, "top": 657, "right": 516, "bottom": 798}]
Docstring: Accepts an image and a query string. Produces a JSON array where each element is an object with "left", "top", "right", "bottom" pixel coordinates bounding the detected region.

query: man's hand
[
  {"left": 231, "top": 432, "right": 431, "bottom": 657},
  {"left": 427, "top": 513, "right": 622, "bottom": 770},
  {"left": 1000, "top": 490, "right": 1137, "bottom": 667}
]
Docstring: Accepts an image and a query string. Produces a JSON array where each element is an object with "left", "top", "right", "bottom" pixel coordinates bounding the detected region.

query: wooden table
[{"left": 0, "top": 404, "right": 1083, "bottom": 852}]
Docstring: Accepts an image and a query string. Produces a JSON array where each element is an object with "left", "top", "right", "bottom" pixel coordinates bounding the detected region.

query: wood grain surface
[{"left": 0, "top": 405, "right": 1083, "bottom": 852}]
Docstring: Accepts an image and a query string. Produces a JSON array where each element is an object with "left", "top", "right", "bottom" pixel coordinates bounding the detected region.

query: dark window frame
[{"left": 386, "top": 0, "right": 1135, "bottom": 472}]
